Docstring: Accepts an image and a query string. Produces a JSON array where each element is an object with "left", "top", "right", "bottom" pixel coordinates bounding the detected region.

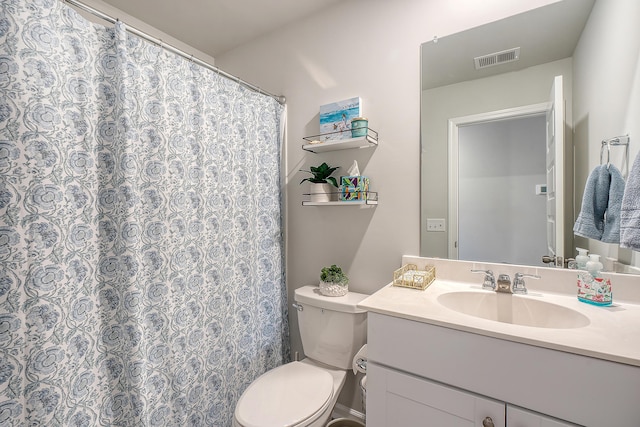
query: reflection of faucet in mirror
[{"left": 420, "top": 0, "right": 640, "bottom": 275}]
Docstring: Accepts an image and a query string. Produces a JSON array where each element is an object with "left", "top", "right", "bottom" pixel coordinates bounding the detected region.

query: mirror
[{"left": 420, "top": 0, "right": 640, "bottom": 274}]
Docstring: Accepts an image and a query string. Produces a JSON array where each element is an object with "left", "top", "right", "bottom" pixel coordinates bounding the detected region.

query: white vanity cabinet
[{"left": 365, "top": 312, "right": 640, "bottom": 427}]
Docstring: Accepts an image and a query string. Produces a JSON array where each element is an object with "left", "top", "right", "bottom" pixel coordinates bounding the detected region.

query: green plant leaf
[
  {"left": 299, "top": 162, "right": 340, "bottom": 185},
  {"left": 320, "top": 264, "right": 348, "bottom": 283}
]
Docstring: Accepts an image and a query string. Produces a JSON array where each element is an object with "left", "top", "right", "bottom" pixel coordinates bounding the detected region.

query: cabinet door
[
  {"left": 507, "top": 406, "right": 579, "bottom": 427},
  {"left": 368, "top": 362, "right": 505, "bottom": 427}
]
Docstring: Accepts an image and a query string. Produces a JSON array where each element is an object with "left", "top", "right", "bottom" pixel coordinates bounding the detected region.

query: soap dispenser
[
  {"left": 577, "top": 254, "right": 612, "bottom": 306},
  {"left": 586, "top": 254, "right": 603, "bottom": 278},
  {"left": 575, "top": 248, "right": 589, "bottom": 270}
]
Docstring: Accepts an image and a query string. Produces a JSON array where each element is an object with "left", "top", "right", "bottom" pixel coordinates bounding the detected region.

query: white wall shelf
[
  {"left": 301, "top": 127, "right": 379, "bottom": 205},
  {"left": 302, "top": 129, "right": 378, "bottom": 153},
  {"left": 302, "top": 191, "right": 378, "bottom": 206},
  {"left": 302, "top": 200, "right": 378, "bottom": 207}
]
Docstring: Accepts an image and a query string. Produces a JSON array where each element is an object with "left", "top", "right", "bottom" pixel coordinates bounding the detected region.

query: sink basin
[{"left": 437, "top": 291, "right": 590, "bottom": 329}]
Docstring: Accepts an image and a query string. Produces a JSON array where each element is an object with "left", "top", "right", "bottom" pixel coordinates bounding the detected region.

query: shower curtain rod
[{"left": 63, "top": 0, "right": 286, "bottom": 105}]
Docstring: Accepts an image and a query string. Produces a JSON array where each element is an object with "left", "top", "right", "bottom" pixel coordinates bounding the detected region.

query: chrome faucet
[
  {"left": 473, "top": 270, "right": 541, "bottom": 294},
  {"left": 512, "top": 272, "right": 541, "bottom": 294},
  {"left": 471, "top": 269, "right": 496, "bottom": 291},
  {"left": 496, "top": 274, "right": 512, "bottom": 293}
]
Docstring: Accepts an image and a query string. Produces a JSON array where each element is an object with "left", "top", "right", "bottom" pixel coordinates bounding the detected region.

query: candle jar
[{"left": 351, "top": 117, "right": 368, "bottom": 138}]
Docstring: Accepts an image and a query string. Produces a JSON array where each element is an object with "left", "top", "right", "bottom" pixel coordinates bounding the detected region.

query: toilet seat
[{"left": 235, "top": 361, "right": 334, "bottom": 427}]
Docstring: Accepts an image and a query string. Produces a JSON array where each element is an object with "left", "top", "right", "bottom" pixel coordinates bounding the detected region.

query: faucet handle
[
  {"left": 471, "top": 269, "right": 496, "bottom": 290},
  {"left": 513, "top": 272, "right": 541, "bottom": 294}
]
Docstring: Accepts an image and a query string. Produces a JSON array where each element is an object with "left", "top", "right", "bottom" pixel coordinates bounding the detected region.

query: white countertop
[{"left": 359, "top": 278, "right": 640, "bottom": 367}]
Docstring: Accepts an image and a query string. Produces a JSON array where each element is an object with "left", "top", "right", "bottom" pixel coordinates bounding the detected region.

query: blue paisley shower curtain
[{"left": 0, "top": 0, "right": 288, "bottom": 425}]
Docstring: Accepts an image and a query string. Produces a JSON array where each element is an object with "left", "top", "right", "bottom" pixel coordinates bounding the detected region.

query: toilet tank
[{"left": 294, "top": 286, "right": 368, "bottom": 370}]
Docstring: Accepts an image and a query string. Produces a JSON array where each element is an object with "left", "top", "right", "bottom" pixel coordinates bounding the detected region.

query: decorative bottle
[{"left": 577, "top": 254, "right": 612, "bottom": 306}]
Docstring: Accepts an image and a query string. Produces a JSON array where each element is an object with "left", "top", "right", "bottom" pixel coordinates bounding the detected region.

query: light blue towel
[
  {"left": 620, "top": 151, "right": 640, "bottom": 250},
  {"left": 601, "top": 165, "right": 625, "bottom": 243},
  {"left": 574, "top": 165, "right": 610, "bottom": 240}
]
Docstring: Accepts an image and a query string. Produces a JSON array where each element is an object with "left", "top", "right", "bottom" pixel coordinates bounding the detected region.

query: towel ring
[
  {"left": 600, "top": 134, "right": 630, "bottom": 170},
  {"left": 600, "top": 141, "right": 611, "bottom": 169}
]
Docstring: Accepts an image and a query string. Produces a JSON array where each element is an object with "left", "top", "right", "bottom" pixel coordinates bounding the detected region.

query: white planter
[
  {"left": 319, "top": 280, "right": 349, "bottom": 297},
  {"left": 310, "top": 183, "right": 335, "bottom": 202}
]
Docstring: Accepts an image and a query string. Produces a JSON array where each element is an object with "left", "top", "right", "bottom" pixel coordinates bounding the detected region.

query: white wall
[
  {"left": 216, "top": 0, "right": 560, "bottom": 412},
  {"left": 573, "top": 0, "right": 640, "bottom": 268}
]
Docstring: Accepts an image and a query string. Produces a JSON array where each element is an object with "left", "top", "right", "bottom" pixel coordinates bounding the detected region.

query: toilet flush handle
[{"left": 292, "top": 303, "right": 303, "bottom": 311}]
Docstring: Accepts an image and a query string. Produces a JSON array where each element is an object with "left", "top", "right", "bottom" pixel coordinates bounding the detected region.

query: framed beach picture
[{"left": 319, "top": 97, "right": 362, "bottom": 141}]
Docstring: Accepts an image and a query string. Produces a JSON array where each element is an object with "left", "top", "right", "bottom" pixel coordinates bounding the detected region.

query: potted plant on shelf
[
  {"left": 319, "top": 264, "right": 349, "bottom": 297},
  {"left": 300, "top": 162, "right": 339, "bottom": 202}
]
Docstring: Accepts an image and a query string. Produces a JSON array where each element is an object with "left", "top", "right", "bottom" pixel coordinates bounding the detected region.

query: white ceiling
[
  {"left": 421, "top": 0, "right": 595, "bottom": 90},
  {"left": 99, "top": 0, "right": 341, "bottom": 57}
]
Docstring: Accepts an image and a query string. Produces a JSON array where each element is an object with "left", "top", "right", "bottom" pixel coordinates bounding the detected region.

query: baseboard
[{"left": 331, "top": 403, "right": 365, "bottom": 423}]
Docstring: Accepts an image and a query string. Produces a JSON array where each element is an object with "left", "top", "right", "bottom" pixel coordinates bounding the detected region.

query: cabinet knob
[{"left": 482, "top": 417, "right": 495, "bottom": 427}]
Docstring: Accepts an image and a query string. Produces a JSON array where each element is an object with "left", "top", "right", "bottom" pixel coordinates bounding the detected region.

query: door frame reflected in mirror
[{"left": 447, "top": 102, "right": 551, "bottom": 263}]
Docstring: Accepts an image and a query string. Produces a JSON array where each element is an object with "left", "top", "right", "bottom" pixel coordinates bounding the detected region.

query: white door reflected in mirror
[{"left": 447, "top": 88, "right": 564, "bottom": 267}]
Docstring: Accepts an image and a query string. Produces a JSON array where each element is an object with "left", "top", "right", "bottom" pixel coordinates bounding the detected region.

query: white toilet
[{"left": 233, "top": 285, "right": 368, "bottom": 427}]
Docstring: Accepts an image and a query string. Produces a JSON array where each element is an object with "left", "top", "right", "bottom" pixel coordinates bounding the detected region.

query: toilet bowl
[
  {"left": 233, "top": 359, "right": 346, "bottom": 427},
  {"left": 233, "top": 286, "right": 368, "bottom": 427}
]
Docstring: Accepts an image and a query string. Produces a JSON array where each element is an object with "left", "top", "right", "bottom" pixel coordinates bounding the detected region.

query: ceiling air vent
[{"left": 474, "top": 47, "right": 520, "bottom": 70}]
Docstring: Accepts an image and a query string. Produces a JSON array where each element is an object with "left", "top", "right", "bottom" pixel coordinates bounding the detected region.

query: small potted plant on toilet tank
[
  {"left": 319, "top": 264, "right": 349, "bottom": 297},
  {"left": 300, "top": 162, "right": 339, "bottom": 202}
]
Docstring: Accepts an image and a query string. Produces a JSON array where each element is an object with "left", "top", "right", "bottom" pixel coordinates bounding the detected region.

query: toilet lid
[{"left": 235, "top": 361, "right": 334, "bottom": 427}]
